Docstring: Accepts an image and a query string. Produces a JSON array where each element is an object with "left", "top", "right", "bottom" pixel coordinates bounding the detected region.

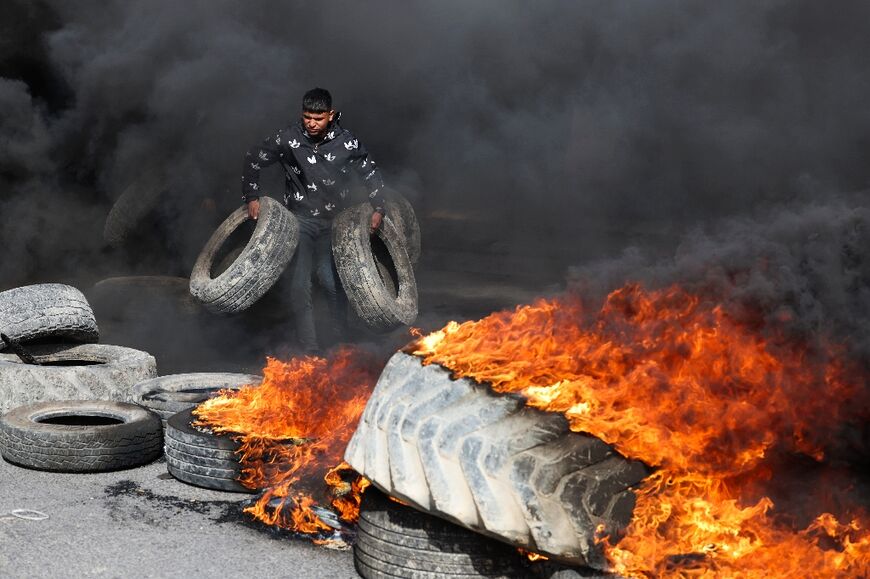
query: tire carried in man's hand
[
  {"left": 0, "top": 284, "right": 99, "bottom": 350},
  {"left": 0, "top": 400, "right": 163, "bottom": 472},
  {"left": 383, "top": 189, "right": 421, "bottom": 266},
  {"left": 132, "top": 373, "right": 261, "bottom": 424},
  {"left": 344, "top": 352, "right": 650, "bottom": 570},
  {"left": 164, "top": 408, "right": 252, "bottom": 493},
  {"left": 190, "top": 196, "right": 299, "bottom": 314},
  {"left": 332, "top": 204, "right": 417, "bottom": 332},
  {"left": 0, "top": 343, "right": 158, "bottom": 415},
  {"left": 355, "top": 487, "right": 529, "bottom": 579}
]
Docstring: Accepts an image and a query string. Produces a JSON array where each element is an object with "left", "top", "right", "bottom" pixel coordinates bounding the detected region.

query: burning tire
[
  {"left": 332, "top": 204, "right": 418, "bottom": 331},
  {"left": 164, "top": 408, "right": 252, "bottom": 493},
  {"left": 103, "top": 173, "right": 165, "bottom": 247},
  {"left": 132, "top": 372, "right": 262, "bottom": 423},
  {"left": 189, "top": 196, "right": 299, "bottom": 314},
  {"left": 344, "top": 352, "right": 649, "bottom": 569},
  {"left": 0, "top": 400, "right": 163, "bottom": 472},
  {"left": 383, "top": 190, "right": 421, "bottom": 266},
  {"left": 0, "top": 284, "right": 99, "bottom": 349},
  {"left": 0, "top": 343, "right": 158, "bottom": 415},
  {"left": 355, "top": 487, "right": 528, "bottom": 579}
]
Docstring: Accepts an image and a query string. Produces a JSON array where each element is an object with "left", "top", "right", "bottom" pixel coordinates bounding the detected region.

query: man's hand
[
  {"left": 247, "top": 198, "right": 260, "bottom": 220},
  {"left": 370, "top": 210, "right": 383, "bottom": 233}
]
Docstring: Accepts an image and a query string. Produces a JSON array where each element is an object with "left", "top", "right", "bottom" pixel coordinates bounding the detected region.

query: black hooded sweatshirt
[{"left": 241, "top": 116, "right": 385, "bottom": 219}]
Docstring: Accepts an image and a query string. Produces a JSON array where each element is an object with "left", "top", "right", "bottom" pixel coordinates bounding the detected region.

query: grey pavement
[{"left": 0, "top": 457, "right": 358, "bottom": 578}]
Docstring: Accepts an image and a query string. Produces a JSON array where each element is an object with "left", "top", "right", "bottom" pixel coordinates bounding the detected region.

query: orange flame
[
  {"left": 518, "top": 548, "right": 549, "bottom": 562},
  {"left": 193, "top": 347, "right": 379, "bottom": 536},
  {"left": 412, "top": 284, "right": 869, "bottom": 578}
]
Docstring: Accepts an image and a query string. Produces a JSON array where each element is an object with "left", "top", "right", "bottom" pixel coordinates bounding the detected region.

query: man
[{"left": 241, "top": 87, "right": 385, "bottom": 354}]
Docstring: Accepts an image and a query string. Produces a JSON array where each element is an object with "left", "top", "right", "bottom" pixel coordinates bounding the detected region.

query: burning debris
[
  {"left": 412, "top": 284, "right": 869, "bottom": 577},
  {"left": 191, "top": 348, "right": 380, "bottom": 542}
]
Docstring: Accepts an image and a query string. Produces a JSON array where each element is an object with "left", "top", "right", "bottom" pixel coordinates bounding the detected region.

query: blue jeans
[{"left": 289, "top": 215, "right": 347, "bottom": 353}]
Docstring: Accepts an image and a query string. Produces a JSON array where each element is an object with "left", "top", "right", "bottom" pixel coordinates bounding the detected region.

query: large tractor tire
[
  {"left": 189, "top": 196, "right": 299, "bottom": 314},
  {"left": 345, "top": 352, "right": 649, "bottom": 570},
  {"left": 0, "top": 400, "right": 163, "bottom": 472},
  {"left": 0, "top": 284, "right": 99, "bottom": 349},
  {"left": 0, "top": 343, "right": 157, "bottom": 415},
  {"left": 332, "top": 204, "right": 417, "bottom": 332}
]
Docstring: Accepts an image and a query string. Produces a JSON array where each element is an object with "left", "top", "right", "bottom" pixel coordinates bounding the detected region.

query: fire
[
  {"left": 518, "top": 548, "right": 549, "bottom": 562},
  {"left": 412, "top": 284, "right": 869, "bottom": 577},
  {"left": 193, "top": 347, "right": 379, "bottom": 537}
]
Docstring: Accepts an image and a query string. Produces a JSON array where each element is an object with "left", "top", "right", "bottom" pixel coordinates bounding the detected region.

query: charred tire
[
  {"left": 0, "top": 284, "right": 99, "bottom": 349},
  {"left": 345, "top": 352, "right": 650, "bottom": 569},
  {"left": 0, "top": 343, "right": 158, "bottom": 415},
  {"left": 0, "top": 400, "right": 163, "bottom": 472},
  {"left": 355, "top": 487, "right": 527, "bottom": 579},
  {"left": 133, "top": 373, "right": 261, "bottom": 422},
  {"left": 189, "top": 196, "right": 299, "bottom": 314},
  {"left": 103, "top": 173, "right": 165, "bottom": 247},
  {"left": 164, "top": 408, "right": 251, "bottom": 493},
  {"left": 332, "top": 204, "right": 417, "bottom": 331},
  {"left": 384, "top": 190, "right": 421, "bottom": 266}
]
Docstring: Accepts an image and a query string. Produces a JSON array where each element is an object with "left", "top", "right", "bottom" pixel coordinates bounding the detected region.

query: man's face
[{"left": 303, "top": 110, "right": 335, "bottom": 138}]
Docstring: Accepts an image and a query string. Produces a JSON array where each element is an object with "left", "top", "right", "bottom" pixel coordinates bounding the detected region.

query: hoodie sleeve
[
  {"left": 241, "top": 131, "right": 284, "bottom": 202},
  {"left": 346, "top": 136, "right": 386, "bottom": 214}
]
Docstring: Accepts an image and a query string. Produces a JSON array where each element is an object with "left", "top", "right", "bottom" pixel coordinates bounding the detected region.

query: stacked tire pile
[
  {"left": 0, "top": 283, "right": 259, "bottom": 491},
  {"left": 132, "top": 373, "right": 261, "bottom": 492},
  {"left": 0, "top": 283, "right": 162, "bottom": 472}
]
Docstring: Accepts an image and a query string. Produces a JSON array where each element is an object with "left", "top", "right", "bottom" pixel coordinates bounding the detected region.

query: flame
[
  {"left": 412, "top": 284, "right": 869, "bottom": 578},
  {"left": 518, "top": 548, "right": 549, "bottom": 562},
  {"left": 193, "top": 347, "right": 379, "bottom": 536}
]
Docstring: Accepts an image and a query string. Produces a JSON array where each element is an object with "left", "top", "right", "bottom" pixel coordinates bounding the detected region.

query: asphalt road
[{"left": 0, "top": 456, "right": 359, "bottom": 578}]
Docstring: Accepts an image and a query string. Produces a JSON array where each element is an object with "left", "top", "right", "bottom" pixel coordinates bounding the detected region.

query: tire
[
  {"left": 164, "top": 408, "right": 252, "bottom": 493},
  {"left": 132, "top": 372, "right": 261, "bottom": 423},
  {"left": 103, "top": 173, "right": 165, "bottom": 247},
  {"left": 189, "top": 196, "right": 299, "bottom": 314},
  {"left": 528, "top": 561, "right": 617, "bottom": 578},
  {"left": 332, "top": 204, "right": 418, "bottom": 331},
  {"left": 383, "top": 189, "right": 421, "bottom": 266},
  {"left": 0, "top": 343, "right": 158, "bottom": 415},
  {"left": 344, "top": 352, "right": 649, "bottom": 569},
  {"left": 355, "top": 488, "right": 528, "bottom": 579},
  {"left": 88, "top": 276, "right": 201, "bottom": 321},
  {"left": 0, "top": 284, "right": 99, "bottom": 349},
  {"left": 0, "top": 400, "right": 163, "bottom": 472}
]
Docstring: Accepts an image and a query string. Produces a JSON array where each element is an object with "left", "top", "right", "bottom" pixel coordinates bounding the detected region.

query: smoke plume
[{"left": 2, "top": 0, "right": 870, "bottom": 369}]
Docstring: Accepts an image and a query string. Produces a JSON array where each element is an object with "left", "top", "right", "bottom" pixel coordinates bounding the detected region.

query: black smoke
[
  {"left": 568, "top": 196, "right": 870, "bottom": 360},
  {"left": 2, "top": 0, "right": 870, "bottom": 368}
]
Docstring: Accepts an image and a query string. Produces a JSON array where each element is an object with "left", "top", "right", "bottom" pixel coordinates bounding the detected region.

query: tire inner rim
[
  {"left": 35, "top": 413, "right": 125, "bottom": 426},
  {"left": 38, "top": 359, "right": 106, "bottom": 367}
]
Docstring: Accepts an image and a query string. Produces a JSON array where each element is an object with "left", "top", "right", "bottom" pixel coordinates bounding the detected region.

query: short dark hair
[{"left": 303, "top": 88, "right": 332, "bottom": 113}]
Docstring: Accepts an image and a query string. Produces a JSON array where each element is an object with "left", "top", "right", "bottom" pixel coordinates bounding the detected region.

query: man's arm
[
  {"left": 347, "top": 137, "right": 385, "bottom": 230},
  {"left": 242, "top": 132, "right": 283, "bottom": 219}
]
